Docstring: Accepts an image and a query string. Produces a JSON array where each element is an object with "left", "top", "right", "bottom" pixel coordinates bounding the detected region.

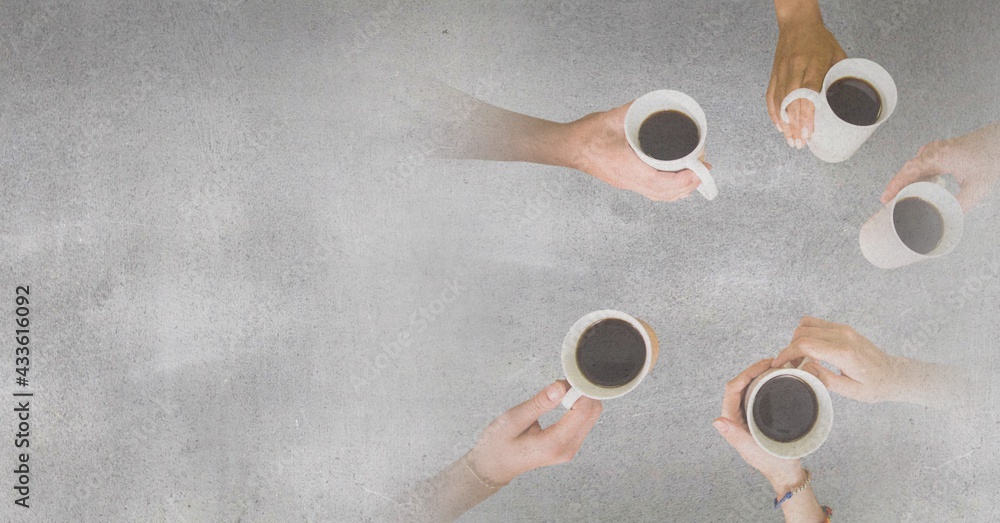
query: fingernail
[
  {"left": 712, "top": 420, "right": 728, "bottom": 433},
  {"left": 795, "top": 139, "right": 803, "bottom": 149},
  {"left": 775, "top": 123, "right": 783, "bottom": 133},
  {"left": 801, "top": 127, "right": 810, "bottom": 140},
  {"left": 786, "top": 137, "right": 794, "bottom": 148},
  {"left": 546, "top": 382, "right": 563, "bottom": 402}
]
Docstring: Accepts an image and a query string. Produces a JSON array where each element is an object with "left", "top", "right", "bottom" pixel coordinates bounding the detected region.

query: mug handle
[
  {"left": 797, "top": 356, "right": 812, "bottom": 370},
  {"left": 779, "top": 88, "right": 822, "bottom": 124},
  {"left": 687, "top": 160, "right": 718, "bottom": 200},
  {"left": 782, "top": 356, "right": 812, "bottom": 370},
  {"left": 561, "top": 386, "right": 584, "bottom": 409}
]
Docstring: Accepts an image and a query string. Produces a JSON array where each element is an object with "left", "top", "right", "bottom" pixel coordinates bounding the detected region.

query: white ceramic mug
[
  {"left": 859, "top": 181, "right": 964, "bottom": 269},
  {"left": 741, "top": 360, "right": 833, "bottom": 459},
  {"left": 560, "top": 310, "right": 660, "bottom": 409},
  {"left": 624, "top": 90, "right": 718, "bottom": 200},
  {"left": 780, "top": 58, "right": 897, "bottom": 163}
]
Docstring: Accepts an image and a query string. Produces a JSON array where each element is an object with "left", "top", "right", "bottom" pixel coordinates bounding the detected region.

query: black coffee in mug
[
  {"left": 638, "top": 110, "right": 700, "bottom": 161},
  {"left": 826, "top": 77, "right": 882, "bottom": 126},
  {"left": 752, "top": 375, "right": 818, "bottom": 443},
  {"left": 576, "top": 319, "right": 646, "bottom": 388},
  {"left": 893, "top": 197, "right": 945, "bottom": 255}
]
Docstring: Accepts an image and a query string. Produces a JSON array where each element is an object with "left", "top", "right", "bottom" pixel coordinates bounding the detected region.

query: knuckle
[
  {"left": 557, "top": 447, "right": 578, "bottom": 464},
  {"left": 788, "top": 55, "right": 808, "bottom": 68},
  {"left": 546, "top": 444, "right": 568, "bottom": 462}
]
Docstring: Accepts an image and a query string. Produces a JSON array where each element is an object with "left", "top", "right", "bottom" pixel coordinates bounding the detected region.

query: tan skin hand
[
  {"left": 767, "top": 20, "right": 846, "bottom": 148},
  {"left": 771, "top": 317, "right": 901, "bottom": 403},
  {"left": 465, "top": 381, "right": 602, "bottom": 486},
  {"left": 881, "top": 121, "right": 1000, "bottom": 212},
  {"left": 566, "top": 102, "right": 709, "bottom": 202},
  {"left": 713, "top": 359, "right": 805, "bottom": 488}
]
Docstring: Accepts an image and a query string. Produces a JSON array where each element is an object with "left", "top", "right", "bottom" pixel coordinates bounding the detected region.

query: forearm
[
  {"left": 774, "top": 0, "right": 824, "bottom": 29},
  {"left": 768, "top": 467, "right": 827, "bottom": 522},
  {"left": 400, "top": 454, "right": 502, "bottom": 522},
  {"left": 437, "top": 96, "right": 577, "bottom": 167},
  {"left": 887, "top": 357, "right": 979, "bottom": 410}
]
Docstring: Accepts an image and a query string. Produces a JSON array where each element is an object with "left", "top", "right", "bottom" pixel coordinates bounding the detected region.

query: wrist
[
  {"left": 559, "top": 117, "right": 592, "bottom": 172},
  {"left": 879, "top": 355, "right": 915, "bottom": 403},
  {"left": 775, "top": 0, "right": 824, "bottom": 30},
  {"left": 768, "top": 463, "right": 807, "bottom": 495},
  {"left": 463, "top": 450, "right": 513, "bottom": 488}
]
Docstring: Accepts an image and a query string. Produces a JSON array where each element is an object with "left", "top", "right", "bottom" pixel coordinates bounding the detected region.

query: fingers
[
  {"left": 799, "top": 99, "right": 815, "bottom": 143},
  {"left": 775, "top": 66, "right": 804, "bottom": 147},
  {"left": 797, "top": 316, "right": 843, "bottom": 329},
  {"left": 790, "top": 326, "right": 842, "bottom": 344},
  {"left": 802, "top": 361, "right": 865, "bottom": 401},
  {"left": 644, "top": 170, "right": 701, "bottom": 202},
  {"left": 881, "top": 150, "right": 945, "bottom": 204},
  {"left": 540, "top": 396, "right": 603, "bottom": 464},
  {"left": 766, "top": 72, "right": 781, "bottom": 131},
  {"left": 500, "top": 380, "right": 568, "bottom": 435},
  {"left": 787, "top": 99, "right": 802, "bottom": 148},
  {"left": 722, "top": 359, "right": 773, "bottom": 420},
  {"left": 771, "top": 336, "right": 841, "bottom": 369},
  {"left": 795, "top": 63, "right": 827, "bottom": 144}
]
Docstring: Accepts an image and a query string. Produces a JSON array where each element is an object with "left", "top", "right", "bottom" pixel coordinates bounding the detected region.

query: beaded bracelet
[
  {"left": 821, "top": 505, "right": 833, "bottom": 522},
  {"left": 773, "top": 469, "right": 812, "bottom": 510}
]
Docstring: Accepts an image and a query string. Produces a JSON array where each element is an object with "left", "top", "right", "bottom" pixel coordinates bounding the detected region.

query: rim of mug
[
  {"left": 744, "top": 367, "right": 834, "bottom": 459},
  {"left": 560, "top": 309, "right": 654, "bottom": 400},
  {"left": 623, "top": 89, "right": 708, "bottom": 171},
  {"left": 888, "top": 181, "right": 965, "bottom": 258},
  {"left": 820, "top": 58, "right": 898, "bottom": 129}
]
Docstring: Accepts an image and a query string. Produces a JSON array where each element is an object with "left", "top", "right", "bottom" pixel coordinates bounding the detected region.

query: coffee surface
[
  {"left": 752, "top": 375, "right": 818, "bottom": 443},
  {"left": 826, "top": 77, "right": 882, "bottom": 126},
  {"left": 638, "top": 110, "right": 700, "bottom": 161},
  {"left": 893, "top": 197, "right": 944, "bottom": 255},
  {"left": 576, "top": 319, "right": 646, "bottom": 388}
]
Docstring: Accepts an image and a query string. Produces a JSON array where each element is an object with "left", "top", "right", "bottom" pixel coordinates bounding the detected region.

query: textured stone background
[{"left": 2, "top": 0, "right": 999, "bottom": 521}]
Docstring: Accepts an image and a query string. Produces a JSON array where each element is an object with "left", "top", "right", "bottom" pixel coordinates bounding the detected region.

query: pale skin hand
[
  {"left": 881, "top": 121, "right": 1000, "bottom": 212},
  {"left": 427, "top": 83, "right": 708, "bottom": 201},
  {"left": 564, "top": 102, "right": 707, "bottom": 202},
  {"left": 467, "top": 380, "right": 603, "bottom": 485},
  {"left": 768, "top": 0, "right": 847, "bottom": 148},
  {"left": 714, "top": 359, "right": 825, "bottom": 522},
  {"left": 400, "top": 381, "right": 602, "bottom": 522},
  {"left": 772, "top": 317, "right": 974, "bottom": 409}
]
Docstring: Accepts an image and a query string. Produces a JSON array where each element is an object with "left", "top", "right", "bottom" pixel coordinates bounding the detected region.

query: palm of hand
[{"left": 570, "top": 104, "right": 702, "bottom": 202}]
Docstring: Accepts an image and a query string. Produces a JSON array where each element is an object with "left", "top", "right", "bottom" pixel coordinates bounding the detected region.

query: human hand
[
  {"left": 713, "top": 359, "right": 806, "bottom": 492},
  {"left": 881, "top": 122, "right": 1000, "bottom": 212},
  {"left": 771, "top": 317, "right": 904, "bottom": 403},
  {"left": 566, "top": 102, "right": 709, "bottom": 202},
  {"left": 465, "top": 380, "right": 602, "bottom": 486},
  {"left": 767, "top": 13, "right": 846, "bottom": 148}
]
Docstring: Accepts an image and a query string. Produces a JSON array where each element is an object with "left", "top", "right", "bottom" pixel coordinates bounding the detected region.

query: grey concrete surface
[{"left": 2, "top": 0, "right": 1000, "bottom": 521}]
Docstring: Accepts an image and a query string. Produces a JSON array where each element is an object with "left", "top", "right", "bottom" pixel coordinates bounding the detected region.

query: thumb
[
  {"left": 803, "top": 361, "right": 866, "bottom": 401},
  {"left": 712, "top": 417, "right": 758, "bottom": 454},
  {"left": 955, "top": 183, "right": 987, "bottom": 214},
  {"left": 881, "top": 155, "right": 942, "bottom": 204},
  {"left": 500, "top": 381, "right": 568, "bottom": 434}
]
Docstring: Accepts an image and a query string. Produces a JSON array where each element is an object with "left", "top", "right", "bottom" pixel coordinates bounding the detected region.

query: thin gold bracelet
[{"left": 463, "top": 455, "right": 503, "bottom": 490}]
